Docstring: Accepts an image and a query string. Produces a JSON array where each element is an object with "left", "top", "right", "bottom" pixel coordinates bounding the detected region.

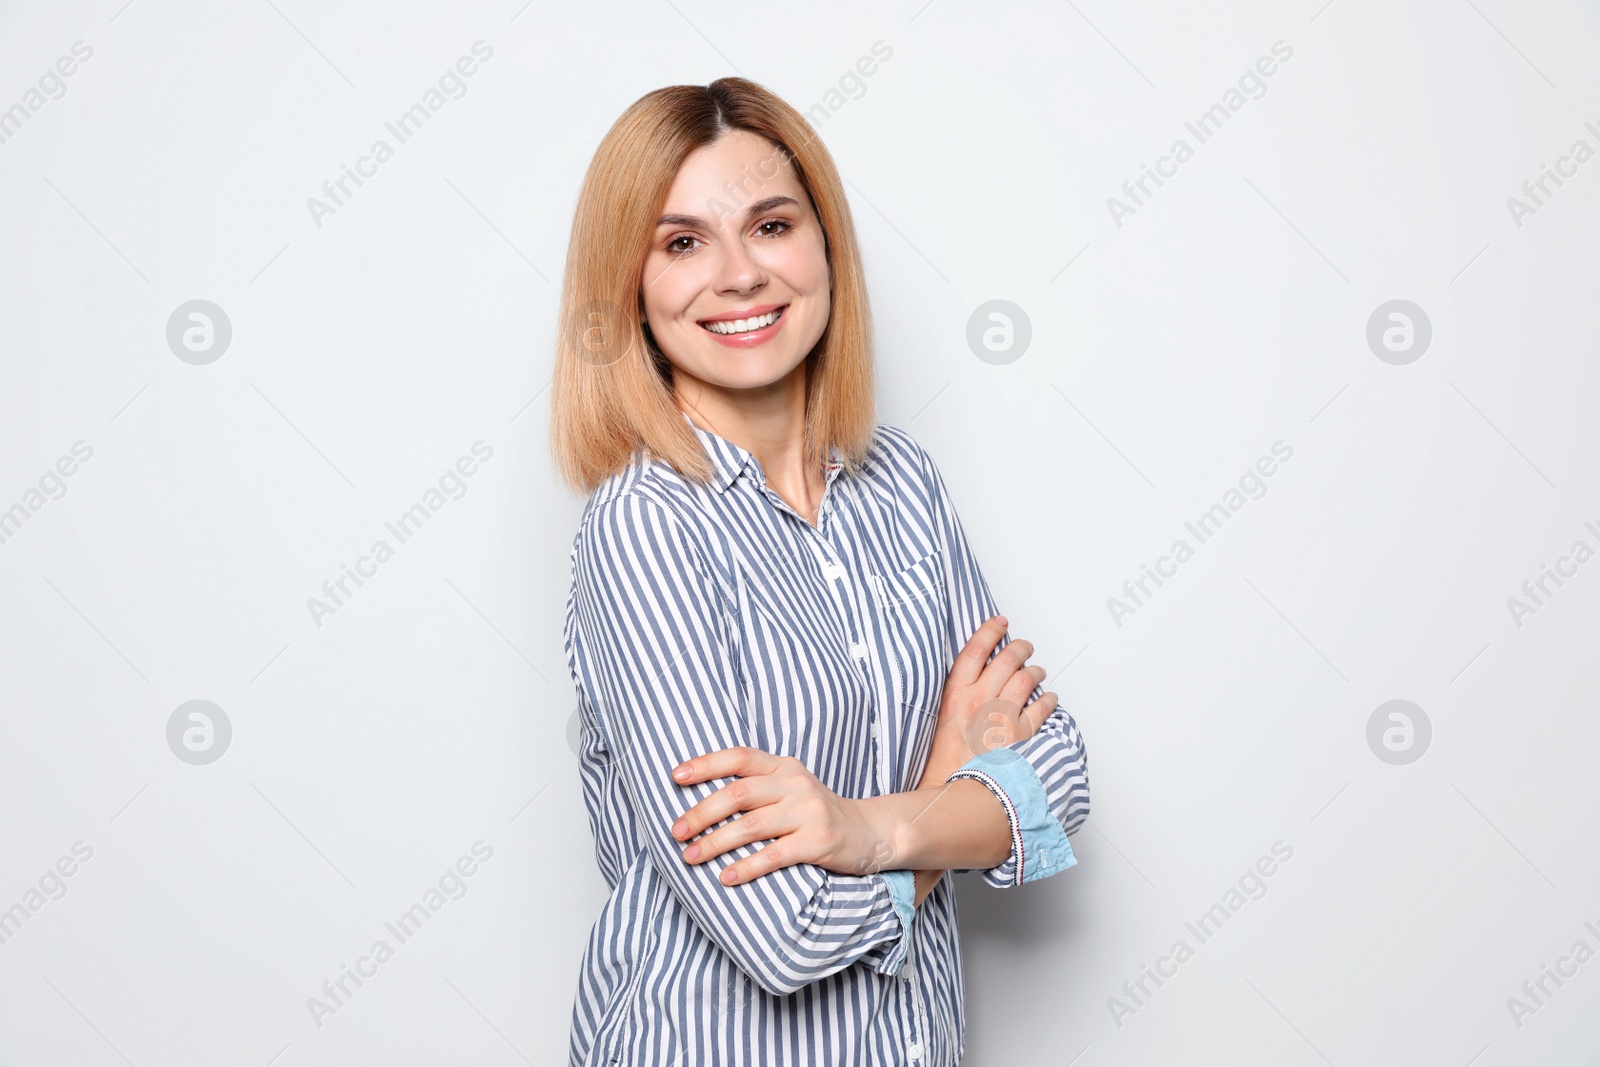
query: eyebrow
[{"left": 656, "top": 195, "right": 800, "bottom": 229}]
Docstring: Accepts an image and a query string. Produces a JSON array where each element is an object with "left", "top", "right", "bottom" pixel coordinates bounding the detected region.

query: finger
[
  {"left": 683, "top": 802, "right": 797, "bottom": 866},
  {"left": 672, "top": 745, "right": 781, "bottom": 787},
  {"left": 1020, "top": 691, "right": 1060, "bottom": 735},
  {"left": 998, "top": 663, "right": 1046, "bottom": 709},
  {"left": 976, "top": 637, "right": 1034, "bottom": 697},
  {"left": 948, "top": 615, "right": 1009, "bottom": 688},
  {"left": 672, "top": 774, "right": 780, "bottom": 842},
  {"left": 719, "top": 837, "right": 793, "bottom": 886}
]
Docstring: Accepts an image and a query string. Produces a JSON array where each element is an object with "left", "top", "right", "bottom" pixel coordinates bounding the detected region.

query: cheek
[
  {"left": 641, "top": 260, "right": 705, "bottom": 322},
  {"left": 759, "top": 234, "right": 829, "bottom": 292}
]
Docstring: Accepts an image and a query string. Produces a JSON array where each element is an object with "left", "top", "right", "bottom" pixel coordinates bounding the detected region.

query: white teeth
[{"left": 702, "top": 309, "right": 782, "bottom": 335}]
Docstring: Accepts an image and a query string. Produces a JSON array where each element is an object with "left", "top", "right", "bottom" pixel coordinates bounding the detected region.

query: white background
[{"left": 2, "top": 0, "right": 1598, "bottom": 1064}]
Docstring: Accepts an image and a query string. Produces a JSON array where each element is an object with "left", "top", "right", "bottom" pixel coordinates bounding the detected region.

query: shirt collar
[{"left": 679, "top": 410, "right": 844, "bottom": 495}]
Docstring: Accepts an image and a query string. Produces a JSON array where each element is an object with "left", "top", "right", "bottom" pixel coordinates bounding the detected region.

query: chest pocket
[{"left": 870, "top": 549, "right": 949, "bottom": 716}]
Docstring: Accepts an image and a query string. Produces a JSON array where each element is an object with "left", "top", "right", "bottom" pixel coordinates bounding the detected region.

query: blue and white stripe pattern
[{"left": 564, "top": 412, "right": 1090, "bottom": 1066}]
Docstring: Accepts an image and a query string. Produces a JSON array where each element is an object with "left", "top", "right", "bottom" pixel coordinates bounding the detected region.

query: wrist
[
  {"left": 886, "top": 787, "right": 945, "bottom": 872},
  {"left": 917, "top": 759, "right": 962, "bottom": 792},
  {"left": 917, "top": 738, "right": 980, "bottom": 792},
  {"left": 850, "top": 791, "right": 929, "bottom": 873}
]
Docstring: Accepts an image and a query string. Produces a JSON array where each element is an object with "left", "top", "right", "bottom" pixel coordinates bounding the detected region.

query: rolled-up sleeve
[
  {"left": 912, "top": 437, "right": 1092, "bottom": 888},
  {"left": 569, "top": 490, "right": 916, "bottom": 994}
]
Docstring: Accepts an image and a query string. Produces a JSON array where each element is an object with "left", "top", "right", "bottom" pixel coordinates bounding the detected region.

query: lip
[
  {"left": 698, "top": 304, "right": 788, "bottom": 348},
  {"left": 698, "top": 303, "right": 787, "bottom": 325}
]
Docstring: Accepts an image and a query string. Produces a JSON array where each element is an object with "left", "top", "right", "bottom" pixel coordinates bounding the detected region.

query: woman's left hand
[{"left": 668, "top": 748, "right": 894, "bottom": 886}]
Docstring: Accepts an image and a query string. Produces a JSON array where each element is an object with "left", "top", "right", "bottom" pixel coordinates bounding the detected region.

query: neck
[
  {"left": 675, "top": 359, "right": 812, "bottom": 479},
  {"left": 675, "top": 359, "right": 826, "bottom": 524}
]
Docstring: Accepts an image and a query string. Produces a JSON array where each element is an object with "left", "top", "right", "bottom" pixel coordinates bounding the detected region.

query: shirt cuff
[
  {"left": 882, "top": 868, "right": 917, "bottom": 936},
  {"left": 946, "top": 746, "right": 1076, "bottom": 887},
  {"left": 860, "top": 870, "right": 917, "bottom": 977}
]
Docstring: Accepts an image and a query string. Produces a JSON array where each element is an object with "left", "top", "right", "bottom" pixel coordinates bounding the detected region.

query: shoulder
[
  {"left": 859, "top": 423, "right": 944, "bottom": 502},
  {"left": 867, "top": 421, "right": 924, "bottom": 464},
  {"left": 573, "top": 461, "right": 686, "bottom": 551},
  {"left": 568, "top": 453, "right": 730, "bottom": 593},
  {"left": 574, "top": 440, "right": 714, "bottom": 531}
]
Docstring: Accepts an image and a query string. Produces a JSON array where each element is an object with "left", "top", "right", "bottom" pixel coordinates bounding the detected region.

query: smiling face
[{"left": 639, "top": 129, "right": 831, "bottom": 403}]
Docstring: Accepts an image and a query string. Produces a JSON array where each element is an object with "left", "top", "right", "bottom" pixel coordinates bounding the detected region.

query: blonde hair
[{"left": 548, "top": 77, "right": 877, "bottom": 496}]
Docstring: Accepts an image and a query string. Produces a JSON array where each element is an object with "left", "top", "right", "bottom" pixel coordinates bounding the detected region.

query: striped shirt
[{"left": 564, "top": 411, "right": 1091, "bottom": 1066}]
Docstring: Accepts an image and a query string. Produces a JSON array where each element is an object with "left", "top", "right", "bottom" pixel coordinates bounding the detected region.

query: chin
[{"left": 710, "top": 363, "right": 798, "bottom": 391}]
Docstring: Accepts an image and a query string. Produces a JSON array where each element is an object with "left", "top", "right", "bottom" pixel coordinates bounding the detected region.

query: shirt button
[
  {"left": 869, "top": 719, "right": 880, "bottom": 738},
  {"left": 849, "top": 641, "right": 868, "bottom": 660},
  {"left": 901, "top": 959, "right": 916, "bottom": 981},
  {"left": 907, "top": 1041, "right": 923, "bottom": 1060},
  {"left": 821, "top": 563, "right": 845, "bottom": 581}
]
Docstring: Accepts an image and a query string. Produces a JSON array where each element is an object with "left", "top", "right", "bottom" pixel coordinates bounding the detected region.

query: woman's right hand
[{"left": 915, "top": 615, "right": 1058, "bottom": 790}]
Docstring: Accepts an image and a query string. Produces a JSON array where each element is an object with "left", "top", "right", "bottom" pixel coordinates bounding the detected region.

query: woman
[{"left": 551, "top": 76, "right": 1090, "bottom": 1067}]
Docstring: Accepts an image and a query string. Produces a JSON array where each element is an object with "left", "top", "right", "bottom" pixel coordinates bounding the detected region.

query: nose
[{"left": 713, "top": 229, "right": 767, "bottom": 296}]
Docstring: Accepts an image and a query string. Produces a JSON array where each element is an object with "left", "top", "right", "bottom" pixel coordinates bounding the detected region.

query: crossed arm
[{"left": 668, "top": 613, "right": 1060, "bottom": 907}]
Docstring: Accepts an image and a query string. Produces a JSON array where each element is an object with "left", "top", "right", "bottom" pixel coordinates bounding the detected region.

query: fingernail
[
  {"left": 720, "top": 868, "right": 737, "bottom": 884},
  {"left": 673, "top": 765, "right": 691, "bottom": 781},
  {"left": 684, "top": 843, "right": 701, "bottom": 861},
  {"left": 672, "top": 819, "right": 688, "bottom": 837}
]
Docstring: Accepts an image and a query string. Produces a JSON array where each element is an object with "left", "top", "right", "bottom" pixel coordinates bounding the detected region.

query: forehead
[{"left": 661, "top": 129, "right": 809, "bottom": 214}]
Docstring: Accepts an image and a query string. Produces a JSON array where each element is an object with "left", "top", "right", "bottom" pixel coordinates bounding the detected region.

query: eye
[
  {"left": 755, "top": 218, "right": 792, "bottom": 237},
  {"left": 666, "top": 234, "right": 703, "bottom": 256}
]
